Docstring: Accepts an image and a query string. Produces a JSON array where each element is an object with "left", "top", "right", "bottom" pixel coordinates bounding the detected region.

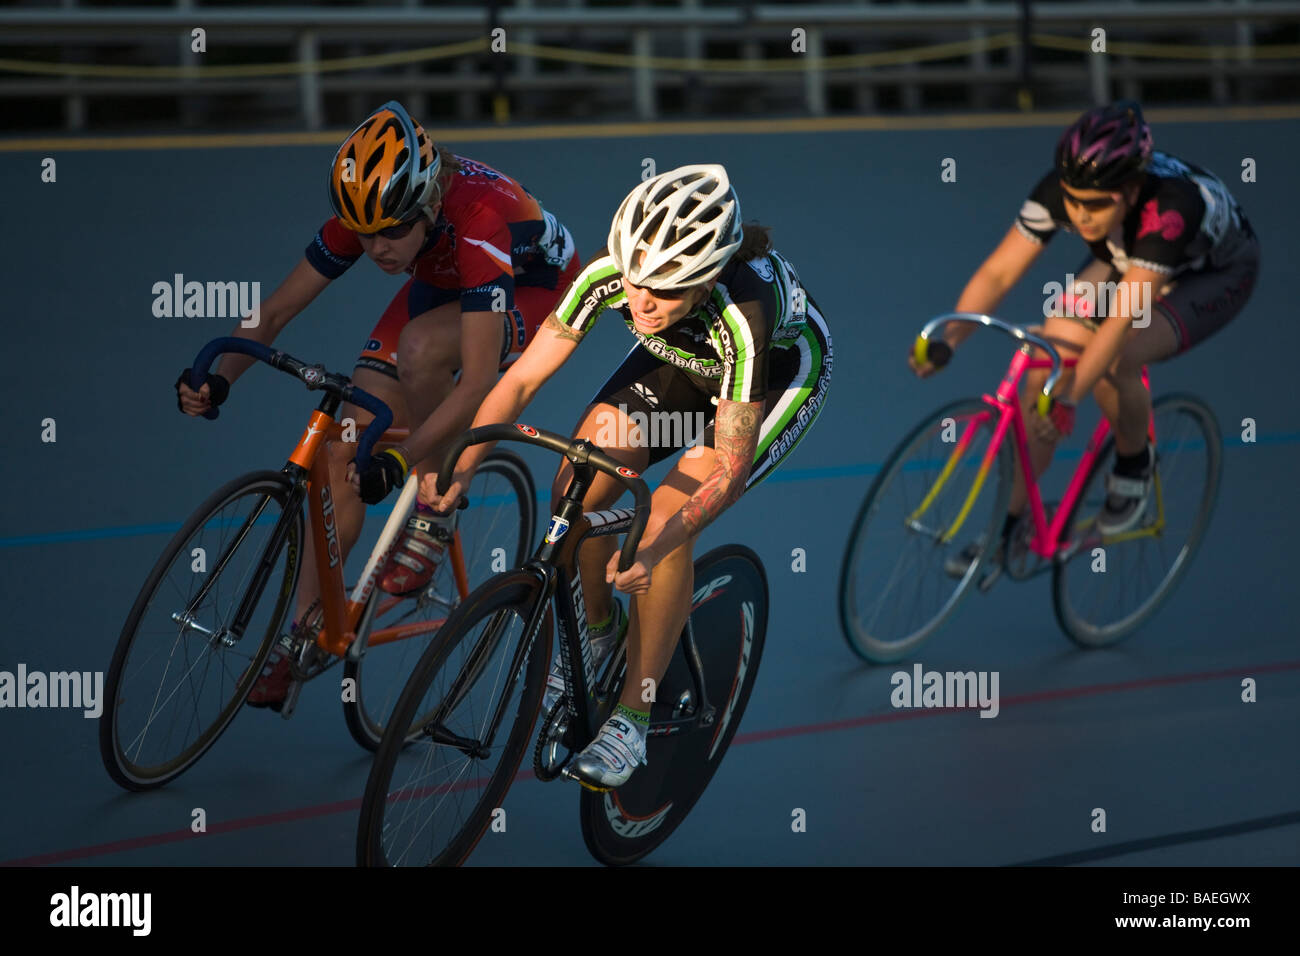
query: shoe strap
[
  {"left": 1106, "top": 473, "right": 1150, "bottom": 498},
  {"left": 598, "top": 716, "right": 647, "bottom": 764},
  {"left": 399, "top": 536, "right": 442, "bottom": 562}
]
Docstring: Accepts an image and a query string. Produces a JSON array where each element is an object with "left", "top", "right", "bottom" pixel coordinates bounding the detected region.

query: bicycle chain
[{"left": 532, "top": 701, "right": 571, "bottom": 781}]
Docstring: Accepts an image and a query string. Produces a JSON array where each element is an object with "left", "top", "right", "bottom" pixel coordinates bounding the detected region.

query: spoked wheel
[
  {"left": 838, "top": 398, "right": 1013, "bottom": 663},
  {"left": 343, "top": 450, "right": 536, "bottom": 751},
  {"left": 100, "top": 470, "right": 302, "bottom": 790},
  {"left": 356, "top": 568, "right": 551, "bottom": 867},
  {"left": 580, "top": 545, "right": 768, "bottom": 866},
  {"left": 1053, "top": 394, "right": 1222, "bottom": 647}
]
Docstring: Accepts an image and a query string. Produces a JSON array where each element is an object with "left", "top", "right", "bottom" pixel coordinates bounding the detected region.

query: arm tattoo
[
  {"left": 544, "top": 312, "right": 585, "bottom": 344},
  {"left": 679, "top": 400, "right": 763, "bottom": 537}
]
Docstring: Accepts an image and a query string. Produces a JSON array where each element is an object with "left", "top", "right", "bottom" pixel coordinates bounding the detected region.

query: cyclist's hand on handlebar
[
  {"left": 908, "top": 350, "right": 939, "bottom": 378},
  {"left": 351, "top": 449, "right": 408, "bottom": 505},
  {"left": 908, "top": 339, "right": 953, "bottom": 379},
  {"left": 1033, "top": 395, "right": 1076, "bottom": 443},
  {"left": 175, "top": 369, "right": 229, "bottom": 416},
  {"left": 419, "top": 471, "right": 470, "bottom": 515},
  {"left": 607, "top": 549, "right": 653, "bottom": 595}
]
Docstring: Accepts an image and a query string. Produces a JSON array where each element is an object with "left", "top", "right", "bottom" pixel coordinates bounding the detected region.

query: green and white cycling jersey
[{"left": 554, "top": 247, "right": 814, "bottom": 404}]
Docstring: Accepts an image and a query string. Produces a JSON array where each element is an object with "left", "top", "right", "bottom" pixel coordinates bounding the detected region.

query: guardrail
[{"left": 2, "top": 2, "right": 1298, "bottom": 130}]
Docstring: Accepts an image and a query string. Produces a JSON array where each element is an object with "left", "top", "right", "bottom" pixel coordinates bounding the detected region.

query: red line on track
[{"left": 6, "top": 658, "right": 1298, "bottom": 866}]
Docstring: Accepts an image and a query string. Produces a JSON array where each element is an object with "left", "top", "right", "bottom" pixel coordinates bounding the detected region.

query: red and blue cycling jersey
[{"left": 305, "top": 155, "right": 576, "bottom": 313}]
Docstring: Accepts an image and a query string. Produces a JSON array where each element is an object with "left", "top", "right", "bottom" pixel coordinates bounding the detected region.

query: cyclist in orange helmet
[{"left": 176, "top": 101, "right": 581, "bottom": 709}]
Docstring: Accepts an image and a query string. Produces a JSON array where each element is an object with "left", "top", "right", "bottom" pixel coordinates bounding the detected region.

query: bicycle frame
[
  {"left": 186, "top": 395, "right": 469, "bottom": 665},
  {"left": 294, "top": 418, "right": 470, "bottom": 659},
  {"left": 423, "top": 426, "right": 663, "bottom": 760},
  {"left": 912, "top": 313, "right": 1166, "bottom": 562}
]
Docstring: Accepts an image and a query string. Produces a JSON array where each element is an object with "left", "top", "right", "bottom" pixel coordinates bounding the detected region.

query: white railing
[{"left": 2, "top": 2, "right": 1298, "bottom": 130}]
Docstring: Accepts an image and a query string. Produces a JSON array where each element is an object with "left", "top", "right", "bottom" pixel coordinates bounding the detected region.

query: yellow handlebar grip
[
  {"left": 1035, "top": 392, "right": 1052, "bottom": 418},
  {"left": 913, "top": 336, "right": 930, "bottom": 367}
]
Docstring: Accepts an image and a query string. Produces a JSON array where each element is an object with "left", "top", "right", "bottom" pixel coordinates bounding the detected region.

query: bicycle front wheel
[
  {"left": 344, "top": 449, "right": 536, "bottom": 751},
  {"left": 100, "top": 470, "right": 302, "bottom": 790},
  {"left": 1053, "top": 393, "right": 1222, "bottom": 647},
  {"left": 580, "top": 545, "right": 769, "bottom": 866},
  {"left": 356, "top": 568, "right": 551, "bottom": 867},
  {"left": 839, "top": 399, "right": 1013, "bottom": 663}
]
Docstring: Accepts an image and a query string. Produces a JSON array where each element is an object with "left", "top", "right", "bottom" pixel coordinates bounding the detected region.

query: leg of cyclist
[
  {"left": 1088, "top": 236, "right": 1258, "bottom": 533},
  {"left": 381, "top": 261, "right": 584, "bottom": 596}
]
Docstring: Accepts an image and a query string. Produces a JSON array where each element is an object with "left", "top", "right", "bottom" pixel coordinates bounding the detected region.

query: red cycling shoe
[{"left": 378, "top": 510, "right": 449, "bottom": 596}]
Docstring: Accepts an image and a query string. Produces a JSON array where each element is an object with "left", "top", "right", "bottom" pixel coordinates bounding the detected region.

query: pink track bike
[{"left": 838, "top": 312, "right": 1222, "bottom": 662}]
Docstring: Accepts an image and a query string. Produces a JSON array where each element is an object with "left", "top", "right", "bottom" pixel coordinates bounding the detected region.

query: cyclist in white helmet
[{"left": 425, "top": 164, "right": 833, "bottom": 789}]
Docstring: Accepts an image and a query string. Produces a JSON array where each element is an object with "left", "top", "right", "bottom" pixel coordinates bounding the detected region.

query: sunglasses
[
  {"left": 1061, "top": 188, "right": 1122, "bottom": 212},
  {"left": 360, "top": 217, "right": 423, "bottom": 240}
]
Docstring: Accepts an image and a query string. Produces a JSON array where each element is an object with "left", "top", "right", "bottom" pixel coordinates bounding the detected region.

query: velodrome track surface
[{"left": 1, "top": 115, "right": 1297, "bottom": 866}]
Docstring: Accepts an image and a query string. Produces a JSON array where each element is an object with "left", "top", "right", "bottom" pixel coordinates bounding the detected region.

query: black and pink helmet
[{"left": 1055, "top": 101, "right": 1153, "bottom": 190}]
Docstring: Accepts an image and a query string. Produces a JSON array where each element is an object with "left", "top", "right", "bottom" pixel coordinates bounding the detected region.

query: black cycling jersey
[
  {"left": 554, "top": 248, "right": 812, "bottom": 404},
  {"left": 1016, "top": 151, "right": 1252, "bottom": 277}
]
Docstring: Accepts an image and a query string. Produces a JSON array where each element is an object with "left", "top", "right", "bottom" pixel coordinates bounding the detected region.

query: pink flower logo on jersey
[{"left": 1138, "top": 200, "right": 1185, "bottom": 241}]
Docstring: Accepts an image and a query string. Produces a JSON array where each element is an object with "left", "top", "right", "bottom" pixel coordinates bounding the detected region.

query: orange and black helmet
[{"left": 328, "top": 100, "right": 443, "bottom": 233}]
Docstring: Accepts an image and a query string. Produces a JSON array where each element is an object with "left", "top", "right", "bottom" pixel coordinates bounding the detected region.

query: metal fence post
[
  {"left": 298, "top": 30, "right": 322, "bottom": 130},
  {"left": 805, "top": 26, "right": 826, "bottom": 116},
  {"left": 634, "top": 28, "right": 655, "bottom": 120},
  {"left": 60, "top": 0, "right": 85, "bottom": 130},
  {"left": 970, "top": 0, "right": 991, "bottom": 110}
]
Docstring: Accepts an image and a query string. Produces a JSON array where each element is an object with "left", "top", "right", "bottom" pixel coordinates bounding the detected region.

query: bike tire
[
  {"left": 1052, "top": 394, "right": 1222, "bottom": 647},
  {"left": 356, "top": 567, "right": 551, "bottom": 866},
  {"left": 838, "top": 398, "right": 1013, "bottom": 663},
  {"left": 579, "top": 544, "right": 768, "bottom": 866},
  {"left": 100, "top": 470, "right": 302, "bottom": 791},
  {"left": 343, "top": 450, "right": 537, "bottom": 751}
]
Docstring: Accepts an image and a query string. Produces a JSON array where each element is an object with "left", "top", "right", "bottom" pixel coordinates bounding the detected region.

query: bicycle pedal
[{"left": 560, "top": 766, "right": 610, "bottom": 793}]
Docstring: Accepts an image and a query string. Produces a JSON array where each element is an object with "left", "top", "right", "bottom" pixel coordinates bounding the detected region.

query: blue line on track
[{"left": 3, "top": 432, "right": 1297, "bottom": 548}]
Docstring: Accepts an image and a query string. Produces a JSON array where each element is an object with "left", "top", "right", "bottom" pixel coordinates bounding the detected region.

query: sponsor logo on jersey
[
  {"left": 630, "top": 382, "right": 659, "bottom": 409},
  {"left": 1138, "top": 200, "right": 1186, "bottom": 241},
  {"left": 747, "top": 256, "right": 776, "bottom": 282},
  {"left": 583, "top": 278, "right": 624, "bottom": 312},
  {"left": 636, "top": 336, "right": 723, "bottom": 377}
]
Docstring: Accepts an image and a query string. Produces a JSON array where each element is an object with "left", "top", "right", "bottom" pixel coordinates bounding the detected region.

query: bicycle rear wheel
[
  {"left": 839, "top": 398, "right": 1013, "bottom": 663},
  {"left": 1053, "top": 393, "right": 1222, "bottom": 647},
  {"left": 100, "top": 470, "right": 302, "bottom": 790},
  {"left": 356, "top": 568, "right": 551, "bottom": 866},
  {"left": 580, "top": 545, "right": 768, "bottom": 866},
  {"left": 344, "top": 450, "right": 536, "bottom": 750}
]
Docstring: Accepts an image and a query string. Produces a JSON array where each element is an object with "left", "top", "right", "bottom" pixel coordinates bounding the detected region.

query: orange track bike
[{"left": 101, "top": 337, "right": 535, "bottom": 790}]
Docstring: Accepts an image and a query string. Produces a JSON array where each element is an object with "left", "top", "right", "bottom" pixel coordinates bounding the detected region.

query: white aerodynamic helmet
[{"left": 608, "top": 163, "right": 744, "bottom": 290}]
